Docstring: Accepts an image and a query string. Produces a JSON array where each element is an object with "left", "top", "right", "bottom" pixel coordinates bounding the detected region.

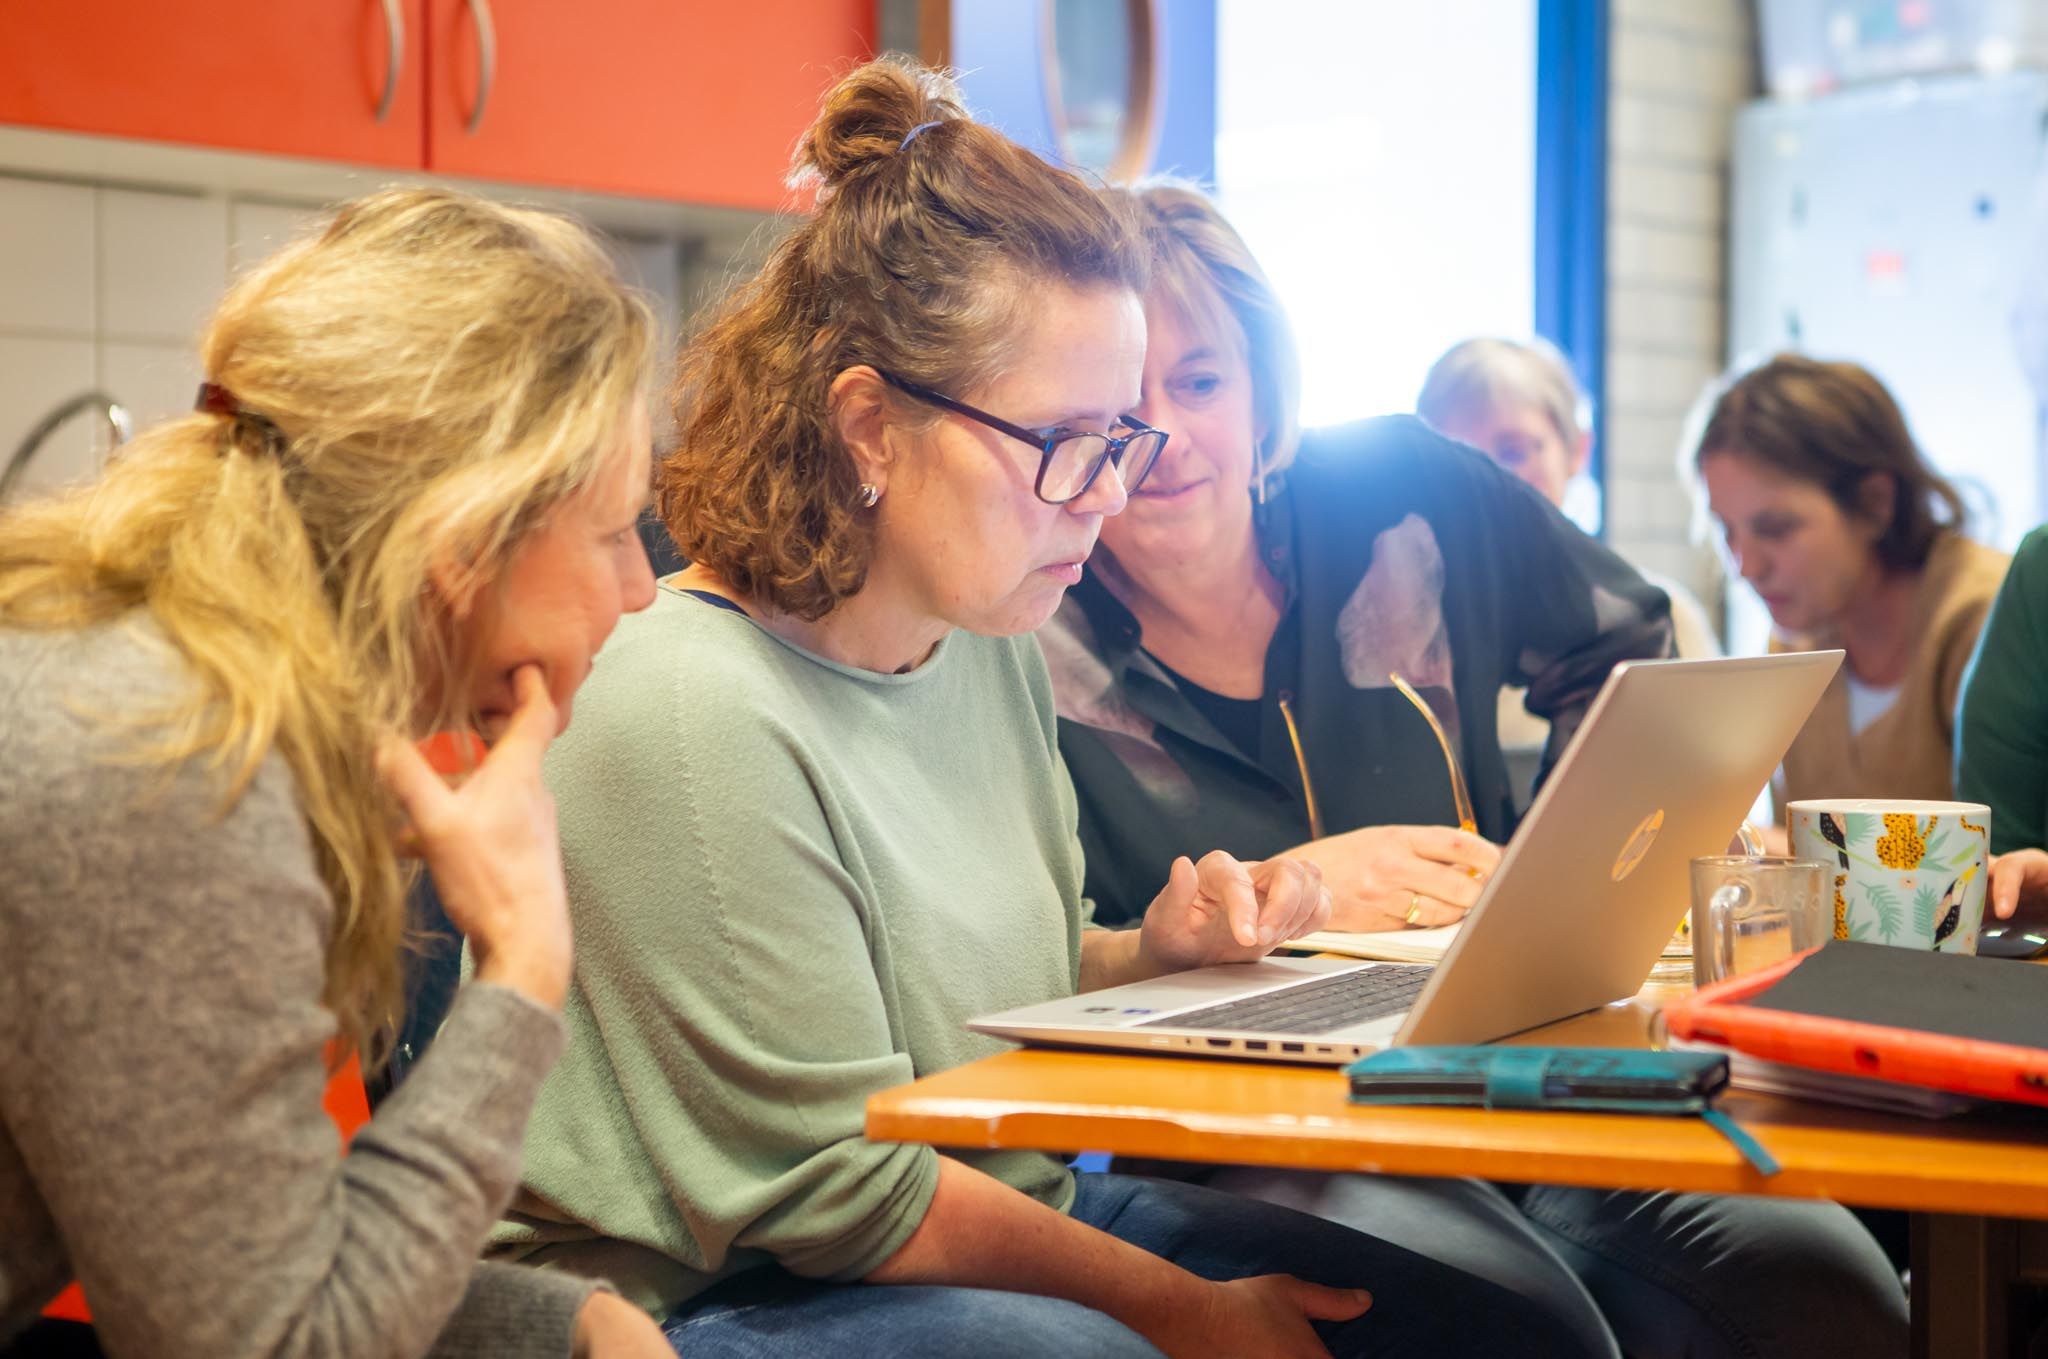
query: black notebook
[{"left": 1735, "top": 940, "right": 2048, "bottom": 1049}]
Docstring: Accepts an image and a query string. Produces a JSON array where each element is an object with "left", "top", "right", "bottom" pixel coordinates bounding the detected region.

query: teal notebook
[{"left": 1346, "top": 1046, "right": 1779, "bottom": 1175}]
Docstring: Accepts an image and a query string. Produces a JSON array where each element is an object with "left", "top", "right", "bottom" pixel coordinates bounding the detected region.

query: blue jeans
[
  {"left": 1204, "top": 1167, "right": 1907, "bottom": 1359},
  {"left": 662, "top": 1171, "right": 1595, "bottom": 1357}
]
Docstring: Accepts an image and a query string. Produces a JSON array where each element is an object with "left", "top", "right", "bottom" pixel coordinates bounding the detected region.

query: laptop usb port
[
  {"left": 1245, "top": 1040, "right": 1269, "bottom": 1051},
  {"left": 1280, "top": 1042, "right": 1305, "bottom": 1054}
]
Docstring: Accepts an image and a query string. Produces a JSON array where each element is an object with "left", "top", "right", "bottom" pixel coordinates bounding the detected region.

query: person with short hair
[
  {"left": 491, "top": 58, "right": 1589, "bottom": 1359},
  {"left": 1052, "top": 182, "right": 1675, "bottom": 935},
  {"left": 0, "top": 188, "right": 672, "bottom": 1359},
  {"left": 1416, "top": 335, "right": 1721, "bottom": 801},
  {"left": 1041, "top": 181, "right": 1908, "bottom": 1359},
  {"left": 1416, "top": 336, "right": 1601, "bottom": 520},
  {"left": 1693, "top": 353, "right": 2008, "bottom": 814}
]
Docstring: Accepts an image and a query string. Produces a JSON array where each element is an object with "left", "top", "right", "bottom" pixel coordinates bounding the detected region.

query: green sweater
[
  {"left": 489, "top": 586, "right": 1084, "bottom": 1316},
  {"left": 1957, "top": 526, "right": 2045, "bottom": 853}
]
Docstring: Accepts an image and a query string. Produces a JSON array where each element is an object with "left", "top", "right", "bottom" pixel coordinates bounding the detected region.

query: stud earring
[{"left": 859, "top": 483, "right": 881, "bottom": 508}]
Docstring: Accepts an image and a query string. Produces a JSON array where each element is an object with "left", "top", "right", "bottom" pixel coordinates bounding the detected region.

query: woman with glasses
[
  {"left": 480, "top": 58, "right": 1588, "bottom": 1359},
  {"left": 1039, "top": 179, "right": 1906, "bottom": 1359}
]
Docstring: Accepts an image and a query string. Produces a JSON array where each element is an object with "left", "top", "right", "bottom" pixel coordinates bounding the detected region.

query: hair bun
[{"left": 791, "top": 56, "right": 969, "bottom": 194}]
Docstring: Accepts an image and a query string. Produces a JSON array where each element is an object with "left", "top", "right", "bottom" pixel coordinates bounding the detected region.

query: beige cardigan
[{"left": 1774, "top": 533, "right": 2009, "bottom": 807}]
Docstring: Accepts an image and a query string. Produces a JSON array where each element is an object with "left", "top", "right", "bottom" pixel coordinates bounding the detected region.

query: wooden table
[{"left": 866, "top": 987, "right": 2048, "bottom": 1356}]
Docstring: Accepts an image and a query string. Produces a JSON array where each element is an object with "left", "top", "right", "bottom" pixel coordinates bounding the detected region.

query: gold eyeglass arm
[{"left": 1388, "top": 671, "right": 1478, "bottom": 836}]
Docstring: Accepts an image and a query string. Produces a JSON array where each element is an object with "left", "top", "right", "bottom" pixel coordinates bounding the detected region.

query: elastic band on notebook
[{"left": 1701, "top": 1108, "right": 1781, "bottom": 1176}]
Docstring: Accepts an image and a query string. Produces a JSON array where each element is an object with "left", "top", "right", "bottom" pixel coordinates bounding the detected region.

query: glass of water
[{"left": 1689, "top": 856, "right": 1830, "bottom": 989}]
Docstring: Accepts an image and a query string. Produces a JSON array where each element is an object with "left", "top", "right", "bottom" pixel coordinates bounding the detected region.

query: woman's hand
[
  {"left": 1283, "top": 825, "right": 1501, "bottom": 931},
  {"left": 571, "top": 1290, "right": 671, "bottom": 1357},
  {"left": 1140, "top": 1275, "right": 1371, "bottom": 1359},
  {"left": 1988, "top": 848, "right": 2048, "bottom": 921},
  {"left": 1136, "top": 850, "right": 1331, "bottom": 974},
  {"left": 376, "top": 664, "right": 574, "bottom": 1010}
]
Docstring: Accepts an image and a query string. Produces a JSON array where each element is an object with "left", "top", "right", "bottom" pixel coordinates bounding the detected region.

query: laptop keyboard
[{"left": 1140, "top": 965, "right": 1434, "bottom": 1035}]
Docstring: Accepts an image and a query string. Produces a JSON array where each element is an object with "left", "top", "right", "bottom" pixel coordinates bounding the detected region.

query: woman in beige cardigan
[{"left": 1692, "top": 354, "right": 2008, "bottom": 814}]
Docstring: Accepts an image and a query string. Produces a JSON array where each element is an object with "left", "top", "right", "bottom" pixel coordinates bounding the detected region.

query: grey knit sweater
[{"left": 0, "top": 615, "right": 597, "bottom": 1358}]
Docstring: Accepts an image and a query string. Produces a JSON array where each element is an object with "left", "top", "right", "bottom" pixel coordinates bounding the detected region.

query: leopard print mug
[{"left": 1786, "top": 799, "right": 1990, "bottom": 954}]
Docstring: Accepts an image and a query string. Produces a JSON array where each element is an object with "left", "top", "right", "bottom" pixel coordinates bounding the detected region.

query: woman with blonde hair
[
  {"left": 492, "top": 58, "right": 1584, "bottom": 1359},
  {"left": 0, "top": 188, "right": 668, "bottom": 1358},
  {"left": 1051, "top": 181, "right": 1675, "bottom": 932},
  {"left": 1041, "top": 180, "right": 1906, "bottom": 1359}
]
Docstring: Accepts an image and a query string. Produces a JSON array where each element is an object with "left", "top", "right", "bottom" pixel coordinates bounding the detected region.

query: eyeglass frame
[{"left": 874, "top": 369, "right": 1168, "bottom": 505}]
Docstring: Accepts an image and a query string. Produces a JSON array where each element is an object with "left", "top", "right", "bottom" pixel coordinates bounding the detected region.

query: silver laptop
[{"left": 972, "top": 651, "right": 1843, "bottom": 1065}]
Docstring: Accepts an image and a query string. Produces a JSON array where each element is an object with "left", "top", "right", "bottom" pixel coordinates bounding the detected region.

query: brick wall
[{"left": 1602, "top": 0, "right": 1759, "bottom": 632}]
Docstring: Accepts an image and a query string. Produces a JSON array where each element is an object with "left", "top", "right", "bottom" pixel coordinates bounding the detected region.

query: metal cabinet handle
[
  {"left": 373, "top": 0, "right": 404, "bottom": 123},
  {"left": 463, "top": 0, "right": 497, "bottom": 135}
]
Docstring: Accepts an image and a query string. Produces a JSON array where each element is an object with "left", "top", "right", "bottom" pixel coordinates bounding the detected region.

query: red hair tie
[
  {"left": 195, "top": 381, "right": 283, "bottom": 455},
  {"left": 195, "top": 381, "right": 239, "bottom": 417}
]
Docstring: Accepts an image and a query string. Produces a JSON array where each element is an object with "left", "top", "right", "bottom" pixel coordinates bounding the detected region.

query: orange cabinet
[
  {"left": 2, "top": 2, "right": 877, "bottom": 208},
  {"left": 426, "top": 0, "right": 874, "bottom": 208},
  {"left": 0, "top": 0, "right": 426, "bottom": 168}
]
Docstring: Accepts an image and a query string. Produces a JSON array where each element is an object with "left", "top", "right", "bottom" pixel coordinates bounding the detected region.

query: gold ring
[{"left": 1405, "top": 893, "right": 1425, "bottom": 926}]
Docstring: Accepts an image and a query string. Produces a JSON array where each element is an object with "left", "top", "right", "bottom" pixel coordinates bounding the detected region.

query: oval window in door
[{"left": 1044, "top": 0, "right": 1161, "bottom": 182}]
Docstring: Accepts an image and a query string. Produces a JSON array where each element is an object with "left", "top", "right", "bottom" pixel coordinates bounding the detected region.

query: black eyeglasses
[{"left": 877, "top": 371, "right": 1169, "bottom": 505}]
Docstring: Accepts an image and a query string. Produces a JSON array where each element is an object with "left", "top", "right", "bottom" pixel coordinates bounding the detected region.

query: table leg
[{"left": 1912, "top": 1212, "right": 2019, "bottom": 1358}]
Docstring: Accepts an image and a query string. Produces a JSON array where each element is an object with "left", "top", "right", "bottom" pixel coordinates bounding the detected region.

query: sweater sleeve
[
  {"left": 543, "top": 661, "right": 941, "bottom": 1285},
  {"left": 1957, "top": 529, "right": 2048, "bottom": 853},
  {"left": 0, "top": 684, "right": 578, "bottom": 1359},
  {"left": 428, "top": 1262, "right": 601, "bottom": 1359}
]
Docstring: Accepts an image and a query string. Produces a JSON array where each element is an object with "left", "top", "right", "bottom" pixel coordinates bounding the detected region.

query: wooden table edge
[{"left": 865, "top": 1054, "right": 2048, "bottom": 1222}]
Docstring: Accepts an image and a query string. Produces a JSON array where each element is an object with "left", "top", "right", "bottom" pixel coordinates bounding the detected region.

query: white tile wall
[
  {"left": 0, "top": 177, "right": 95, "bottom": 335},
  {"left": 1602, "top": 0, "right": 1757, "bottom": 639},
  {"left": 229, "top": 200, "right": 323, "bottom": 274},
  {"left": 100, "top": 187, "right": 228, "bottom": 342},
  {"left": 102, "top": 341, "right": 205, "bottom": 433},
  {"left": 0, "top": 334, "right": 100, "bottom": 497},
  {"left": 0, "top": 171, "right": 702, "bottom": 507}
]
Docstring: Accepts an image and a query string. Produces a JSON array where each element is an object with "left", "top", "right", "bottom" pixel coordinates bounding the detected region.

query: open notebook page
[
  {"left": 1288, "top": 922, "right": 1694, "bottom": 969},
  {"left": 1285, "top": 924, "right": 1463, "bottom": 964}
]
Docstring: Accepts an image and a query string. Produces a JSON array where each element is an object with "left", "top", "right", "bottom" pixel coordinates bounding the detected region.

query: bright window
[{"left": 1214, "top": 0, "right": 1539, "bottom": 429}]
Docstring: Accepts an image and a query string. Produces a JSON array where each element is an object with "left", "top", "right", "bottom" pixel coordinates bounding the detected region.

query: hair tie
[
  {"left": 195, "top": 381, "right": 284, "bottom": 456},
  {"left": 899, "top": 120, "right": 943, "bottom": 151},
  {"left": 195, "top": 382, "right": 239, "bottom": 418}
]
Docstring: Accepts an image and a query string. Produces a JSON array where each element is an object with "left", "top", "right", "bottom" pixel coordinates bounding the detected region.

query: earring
[
  {"left": 858, "top": 483, "right": 881, "bottom": 508},
  {"left": 1252, "top": 446, "right": 1268, "bottom": 507}
]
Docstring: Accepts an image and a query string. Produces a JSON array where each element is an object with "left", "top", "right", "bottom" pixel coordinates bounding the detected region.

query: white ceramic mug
[{"left": 1786, "top": 799, "right": 1990, "bottom": 954}]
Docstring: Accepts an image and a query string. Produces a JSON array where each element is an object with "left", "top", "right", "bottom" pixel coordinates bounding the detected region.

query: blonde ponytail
[{"left": 0, "top": 188, "right": 655, "bottom": 1062}]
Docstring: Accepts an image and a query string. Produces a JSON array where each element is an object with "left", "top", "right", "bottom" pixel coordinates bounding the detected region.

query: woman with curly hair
[{"left": 488, "top": 57, "right": 1588, "bottom": 1359}]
